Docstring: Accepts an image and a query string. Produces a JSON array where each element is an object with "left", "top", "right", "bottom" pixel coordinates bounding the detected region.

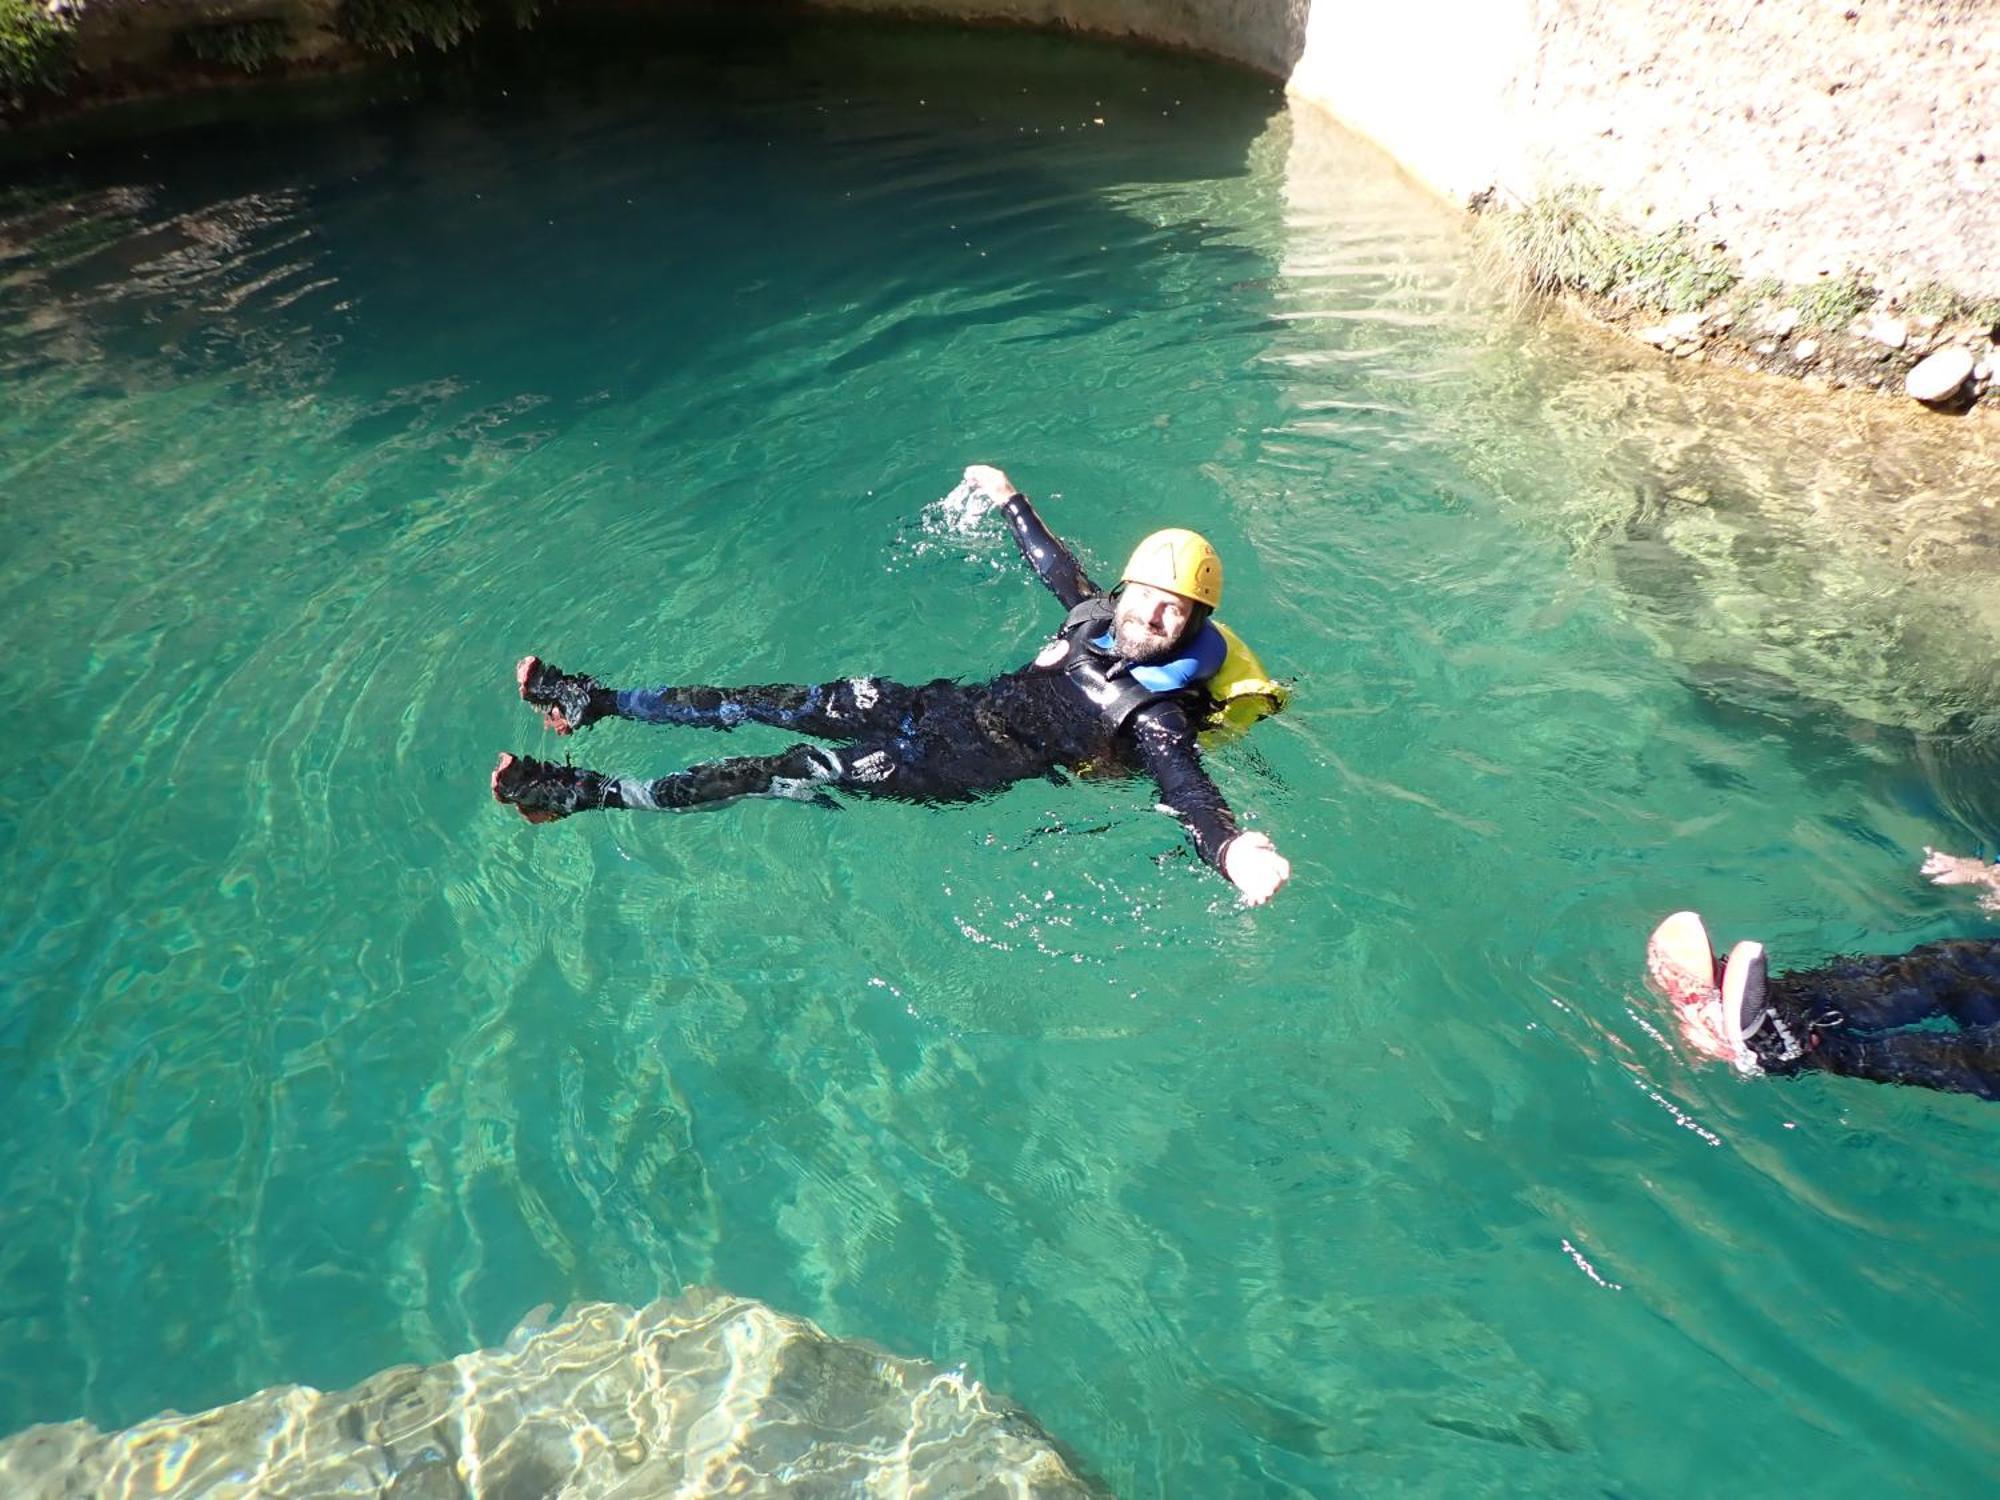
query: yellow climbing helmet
[{"left": 1121, "top": 528, "right": 1223, "bottom": 609}]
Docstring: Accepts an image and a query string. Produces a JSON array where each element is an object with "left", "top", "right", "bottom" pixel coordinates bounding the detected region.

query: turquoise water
[{"left": 5, "top": 15, "right": 2000, "bottom": 1496}]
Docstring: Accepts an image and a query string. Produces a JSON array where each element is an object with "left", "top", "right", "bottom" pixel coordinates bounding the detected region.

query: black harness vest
[{"left": 1033, "top": 597, "right": 1184, "bottom": 731}]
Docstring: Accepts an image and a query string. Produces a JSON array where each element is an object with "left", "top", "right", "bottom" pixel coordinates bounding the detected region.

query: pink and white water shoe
[{"left": 1645, "top": 912, "right": 1770, "bottom": 1075}]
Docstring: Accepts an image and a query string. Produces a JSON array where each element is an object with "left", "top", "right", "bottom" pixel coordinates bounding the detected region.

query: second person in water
[{"left": 1649, "top": 852, "right": 2000, "bottom": 1101}]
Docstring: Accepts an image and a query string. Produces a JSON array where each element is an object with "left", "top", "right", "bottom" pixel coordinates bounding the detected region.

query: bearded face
[{"left": 1111, "top": 582, "right": 1194, "bottom": 662}]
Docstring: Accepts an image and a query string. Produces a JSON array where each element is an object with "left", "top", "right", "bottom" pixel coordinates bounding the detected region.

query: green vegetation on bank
[
  {"left": 1484, "top": 188, "right": 1738, "bottom": 315},
  {"left": 2, "top": 0, "right": 543, "bottom": 114},
  {"left": 1, "top": 0, "right": 75, "bottom": 111},
  {"left": 1484, "top": 188, "right": 1999, "bottom": 368},
  {"left": 1731, "top": 276, "right": 1783, "bottom": 316},
  {"left": 1905, "top": 279, "right": 2000, "bottom": 333},
  {"left": 180, "top": 16, "right": 295, "bottom": 73},
  {"left": 1787, "top": 272, "right": 1876, "bottom": 330},
  {"left": 340, "top": 0, "right": 535, "bottom": 56}
]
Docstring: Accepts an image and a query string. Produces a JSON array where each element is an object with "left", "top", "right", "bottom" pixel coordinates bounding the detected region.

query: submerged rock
[{"left": 0, "top": 1291, "right": 1103, "bottom": 1499}]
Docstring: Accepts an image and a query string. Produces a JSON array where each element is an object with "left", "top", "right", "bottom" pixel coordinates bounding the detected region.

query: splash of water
[{"left": 929, "top": 475, "right": 1003, "bottom": 536}]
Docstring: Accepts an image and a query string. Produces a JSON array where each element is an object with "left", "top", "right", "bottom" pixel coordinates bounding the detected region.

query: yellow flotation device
[{"left": 1202, "top": 621, "right": 1289, "bottom": 742}]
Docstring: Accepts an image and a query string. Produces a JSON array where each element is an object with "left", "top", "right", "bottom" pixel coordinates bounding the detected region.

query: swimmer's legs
[
  {"left": 493, "top": 746, "right": 847, "bottom": 819},
  {"left": 1771, "top": 938, "right": 2000, "bottom": 1031},
  {"left": 491, "top": 734, "right": 1006, "bottom": 822},
  {"left": 518, "top": 656, "right": 932, "bottom": 742},
  {"left": 1798, "top": 1025, "right": 2000, "bottom": 1101},
  {"left": 1744, "top": 939, "right": 2000, "bottom": 1098},
  {"left": 1648, "top": 915, "right": 2000, "bottom": 1098},
  {"left": 609, "top": 676, "right": 931, "bottom": 741}
]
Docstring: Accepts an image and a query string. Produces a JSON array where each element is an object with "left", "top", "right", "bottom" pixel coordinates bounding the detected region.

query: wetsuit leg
[
  {"left": 498, "top": 682, "right": 1064, "bottom": 819},
  {"left": 1750, "top": 939, "right": 2000, "bottom": 1098},
  {"left": 1770, "top": 939, "right": 2000, "bottom": 1031},
  {"left": 1799, "top": 1025, "right": 2000, "bottom": 1101},
  {"left": 610, "top": 677, "right": 930, "bottom": 741},
  {"left": 614, "top": 732, "right": 1028, "bottom": 811},
  {"left": 618, "top": 744, "right": 849, "bottom": 809}
]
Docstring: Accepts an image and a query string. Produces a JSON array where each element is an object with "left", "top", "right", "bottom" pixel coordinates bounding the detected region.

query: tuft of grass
[
  {"left": 1903, "top": 279, "right": 2000, "bottom": 331},
  {"left": 340, "top": 0, "right": 483, "bottom": 55},
  {"left": 1488, "top": 189, "right": 1626, "bottom": 299},
  {"left": 0, "top": 0, "right": 75, "bottom": 111},
  {"left": 180, "top": 15, "right": 294, "bottom": 73},
  {"left": 1489, "top": 189, "right": 1738, "bottom": 315},
  {"left": 1730, "top": 275, "right": 1783, "bottom": 316},
  {"left": 1787, "top": 272, "right": 1877, "bottom": 329},
  {"left": 338, "top": 0, "right": 537, "bottom": 57},
  {"left": 1616, "top": 229, "right": 1740, "bottom": 314}
]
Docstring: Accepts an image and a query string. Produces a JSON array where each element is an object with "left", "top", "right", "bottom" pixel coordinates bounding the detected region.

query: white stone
[
  {"left": 1793, "top": 338, "right": 1820, "bottom": 360},
  {"left": 1638, "top": 324, "right": 1676, "bottom": 346},
  {"left": 1905, "top": 346, "right": 1976, "bottom": 402},
  {"left": 1664, "top": 311, "right": 1706, "bottom": 341},
  {"left": 1865, "top": 316, "right": 1909, "bottom": 348},
  {"left": 1764, "top": 306, "right": 1802, "bottom": 337}
]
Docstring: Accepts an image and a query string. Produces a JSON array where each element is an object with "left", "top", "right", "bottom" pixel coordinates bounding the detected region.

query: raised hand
[
  {"left": 961, "top": 463, "right": 1016, "bottom": 503},
  {"left": 1921, "top": 848, "right": 2000, "bottom": 913},
  {"left": 1921, "top": 847, "right": 2000, "bottom": 888},
  {"left": 1223, "top": 831, "right": 1291, "bottom": 907}
]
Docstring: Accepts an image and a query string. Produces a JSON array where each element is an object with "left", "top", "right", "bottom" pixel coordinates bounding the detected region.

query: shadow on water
[{"left": 2, "top": 10, "right": 1284, "bottom": 399}]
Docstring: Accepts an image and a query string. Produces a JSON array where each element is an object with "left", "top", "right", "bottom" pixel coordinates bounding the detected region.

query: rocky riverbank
[
  {"left": 1470, "top": 193, "right": 2000, "bottom": 419},
  {"left": 1605, "top": 295, "right": 1995, "bottom": 413},
  {"left": 1288, "top": 0, "right": 2000, "bottom": 415}
]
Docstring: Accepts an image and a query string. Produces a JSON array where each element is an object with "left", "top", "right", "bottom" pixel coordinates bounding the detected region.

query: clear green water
[{"left": 5, "top": 15, "right": 2000, "bottom": 1497}]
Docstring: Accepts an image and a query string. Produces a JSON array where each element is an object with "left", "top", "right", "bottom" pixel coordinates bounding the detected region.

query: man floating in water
[
  {"left": 492, "top": 465, "right": 1293, "bottom": 905},
  {"left": 1647, "top": 851, "right": 2000, "bottom": 1099}
]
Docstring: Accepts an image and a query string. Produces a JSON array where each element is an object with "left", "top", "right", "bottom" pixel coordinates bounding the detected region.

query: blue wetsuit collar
[{"left": 1089, "top": 622, "right": 1226, "bottom": 694}]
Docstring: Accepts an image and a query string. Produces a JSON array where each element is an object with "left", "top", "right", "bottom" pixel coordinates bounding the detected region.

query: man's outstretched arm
[
  {"left": 1130, "top": 701, "right": 1291, "bottom": 906},
  {"left": 963, "top": 464, "right": 1099, "bottom": 609},
  {"left": 1922, "top": 847, "right": 2000, "bottom": 913}
]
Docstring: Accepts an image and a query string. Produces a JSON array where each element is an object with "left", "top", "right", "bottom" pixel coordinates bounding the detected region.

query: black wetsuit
[
  {"left": 1752, "top": 939, "right": 2000, "bottom": 1099},
  {"left": 556, "top": 494, "right": 1246, "bottom": 871}
]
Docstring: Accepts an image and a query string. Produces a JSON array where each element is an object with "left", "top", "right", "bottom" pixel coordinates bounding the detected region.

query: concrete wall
[
  {"left": 1288, "top": 0, "right": 2000, "bottom": 297},
  {"left": 814, "top": 0, "right": 1310, "bottom": 78},
  {"left": 821, "top": 0, "right": 1999, "bottom": 298}
]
